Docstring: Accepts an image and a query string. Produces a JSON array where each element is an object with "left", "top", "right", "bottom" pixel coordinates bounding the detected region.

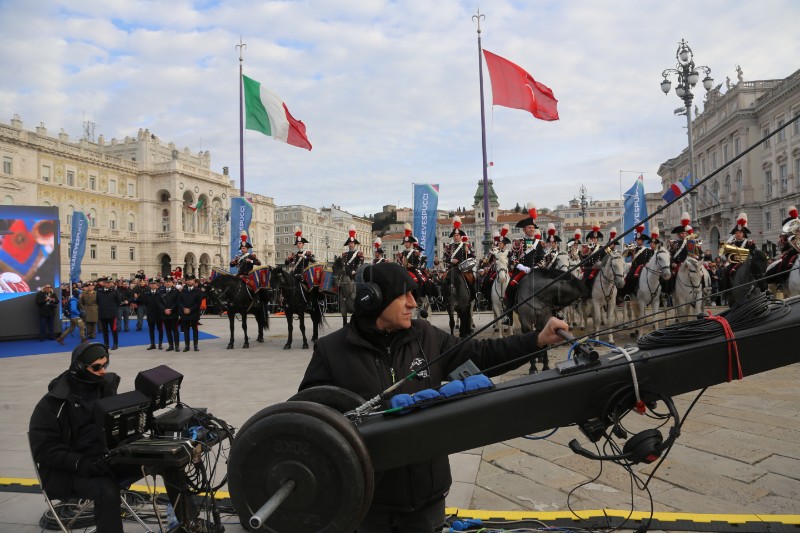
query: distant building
[{"left": 274, "top": 204, "right": 371, "bottom": 263}]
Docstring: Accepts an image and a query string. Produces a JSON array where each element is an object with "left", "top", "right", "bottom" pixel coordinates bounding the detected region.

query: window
[
  {"left": 701, "top": 157, "right": 706, "bottom": 175},
  {"left": 763, "top": 127, "right": 770, "bottom": 148},
  {"left": 777, "top": 118, "right": 786, "bottom": 142},
  {"left": 128, "top": 216, "right": 135, "bottom": 232},
  {"left": 42, "top": 165, "right": 50, "bottom": 182},
  {"left": 711, "top": 152, "right": 718, "bottom": 170},
  {"left": 723, "top": 144, "right": 730, "bottom": 163},
  {"left": 109, "top": 212, "right": 117, "bottom": 230},
  {"left": 780, "top": 207, "right": 787, "bottom": 222},
  {"left": 3, "top": 157, "right": 11, "bottom": 175},
  {"left": 795, "top": 111, "right": 800, "bottom": 136},
  {"left": 765, "top": 211, "right": 772, "bottom": 231},
  {"left": 735, "top": 170, "right": 743, "bottom": 192},
  {"left": 90, "top": 244, "right": 97, "bottom": 259},
  {"left": 129, "top": 247, "right": 135, "bottom": 261},
  {"left": 89, "top": 175, "right": 96, "bottom": 190},
  {"left": 724, "top": 175, "right": 731, "bottom": 196},
  {"left": 66, "top": 170, "right": 74, "bottom": 186},
  {"left": 89, "top": 210, "right": 98, "bottom": 228},
  {"left": 109, "top": 179, "right": 117, "bottom": 194},
  {"left": 128, "top": 183, "right": 135, "bottom": 197},
  {"left": 780, "top": 164, "right": 788, "bottom": 190},
  {"left": 796, "top": 157, "right": 800, "bottom": 187},
  {"left": 111, "top": 246, "right": 117, "bottom": 260},
  {"left": 765, "top": 170, "right": 773, "bottom": 199},
  {"left": 161, "top": 209, "right": 170, "bottom": 232},
  {"left": 284, "top": 237, "right": 289, "bottom": 244},
  {"left": 734, "top": 137, "right": 741, "bottom": 156}
]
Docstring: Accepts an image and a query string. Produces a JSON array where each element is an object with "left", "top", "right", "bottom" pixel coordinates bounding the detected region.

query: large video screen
[{"left": 0, "top": 206, "right": 60, "bottom": 340}]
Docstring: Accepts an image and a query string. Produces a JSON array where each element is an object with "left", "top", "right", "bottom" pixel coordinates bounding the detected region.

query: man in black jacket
[
  {"left": 178, "top": 276, "right": 203, "bottom": 352},
  {"left": 35, "top": 284, "right": 59, "bottom": 341},
  {"left": 159, "top": 276, "right": 181, "bottom": 351},
  {"left": 95, "top": 278, "right": 120, "bottom": 350},
  {"left": 115, "top": 280, "right": 134, "bottom": 333},
  {"left": 300, "top": 262, "right": 568, "bottom": 532},
  {"left": 142, "top": 278, "right": 164, "bottom": 350},
  {"left": 29, "top": 343, "right": 203, "bottom": 533}
]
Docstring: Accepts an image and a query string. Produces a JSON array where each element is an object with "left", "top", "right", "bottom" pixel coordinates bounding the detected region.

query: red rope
[{"left": 705, "top": 312, "right": 743, "bottom": 382}]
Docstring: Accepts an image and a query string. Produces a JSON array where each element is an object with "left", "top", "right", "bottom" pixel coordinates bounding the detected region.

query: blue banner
[
  {"left": 412, "top": 183, "right": 439, "bottom": 269},
  {"left": 229, "top": 197, "right": 253, "bottom": 274},
  {"left": 622, "top": 175, "right": 649, "bottom": 246},
  {"left": 69, "top": 211, "right": 89, "bottom": 283}
]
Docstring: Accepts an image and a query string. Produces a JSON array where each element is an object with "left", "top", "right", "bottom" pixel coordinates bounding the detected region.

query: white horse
[
  {"left": 490, "top": 251, "right": 511, "bottom": 336},
  {"left": 631, "top": 247, "right": 672, "bottom": 337},
  {"left": 673, "top": 256, "right": 705, "bottom": 321},
  {"left": 766, "top": 255, "right": 800, "bottom": 298},
  {"left": 585, "top": 250, "right": 626, "bottom": 343},
  {"left": 549, "top": 251, "right": 583, "bottom": 327}
]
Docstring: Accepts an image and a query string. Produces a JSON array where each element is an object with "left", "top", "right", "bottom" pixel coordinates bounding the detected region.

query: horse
[
  {"left": 584, "top": 251, "right": 626, "bottom": 344},
  {"left": 783, "top": 259, "right": 800, "bottom": 297},
  {"left": 269, "top": 266, "right": 324, "bottom": 350},
  {"left": 332, "top": 257, "right": 356, "bottom": 326},
  {"left": 672, "top": 256, "right": 706, "bottom": 322},
  {"left": 630, "top": 247, "right": 671, "bottom": 337},
  {"left": 207, "top": 270, "right": 269, "bottom": 349},
  {"left": 725, "top": 249, "right": 768, "bottom": 308},
  {"left": 443, "top": 265, "right": 474, "bottom": 338},
  {"left": 548, "top": 250, "right": 582, "bottom": 327},
  {"left": 489, "top": 251, "right": 511, "bottom": 337},
  {"left": 512, "top": 268, "right": 587, "bottom": 372}
]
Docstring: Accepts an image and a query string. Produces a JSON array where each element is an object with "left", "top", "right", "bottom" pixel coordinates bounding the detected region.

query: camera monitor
[
  {"left": 94, "top": 390, "right": 151, "bottom": 449},
  {"left": 135, "top": 365, "right": 183, "bottom": 410}
]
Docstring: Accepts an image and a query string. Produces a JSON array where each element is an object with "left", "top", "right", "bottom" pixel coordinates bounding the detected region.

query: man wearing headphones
[
  {"left": 29, "top": 343, "right": 205, "bottom": 532},
  {"left": 300, "top": 262, "right": 568, "bottom": 532}
]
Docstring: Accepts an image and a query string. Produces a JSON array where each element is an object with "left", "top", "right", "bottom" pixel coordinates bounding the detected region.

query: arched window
[
  {"left": 109, "top": 211, "right": 117, "bottom": 230},
  {"left": 161, "top": 209, "right": 170, "bottom": 232},
  {"left": 128, "top": 214, "right": 136, "bottom": 232},
  {"left": 89, "top": 209, "right": 98, "bottom": 228},
  {"left": 735, "top": 170, "right": 743, "bottom": 191},
  {"left": 724, "top": 175, "right": 731, "bottom": 196}
]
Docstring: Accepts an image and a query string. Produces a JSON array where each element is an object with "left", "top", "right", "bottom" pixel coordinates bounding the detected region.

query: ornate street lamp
[{"left": 660, "top": 39, "right": 713, "bottom": 230}]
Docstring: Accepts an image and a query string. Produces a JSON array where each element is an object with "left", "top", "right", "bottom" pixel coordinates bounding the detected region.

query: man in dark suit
[
  {"left": 158, "top": 276, "right": 180, "bottom": 351},
  {"left": 178, "top": 276, "right": 203, "bottom": 352}
]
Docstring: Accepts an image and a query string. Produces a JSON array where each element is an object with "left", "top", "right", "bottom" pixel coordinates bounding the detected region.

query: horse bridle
[
  {"left": 641, "top": 250, "right": 670, "bottom": 304},
  {"left": 677, "top": 259, "right": 703, "bottom": 293},
  {"left": 597, "top": 254, "right": 625, "bottom": 301}
]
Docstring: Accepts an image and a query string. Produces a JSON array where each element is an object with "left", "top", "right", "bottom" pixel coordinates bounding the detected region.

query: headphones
[
  {"left": 569, "top": 389, "right": 681, "bottom": 465},
  {"left": 354, "top": 265, "right": 383, "bottom": 315},
  {"left": 70, "top": 342, "right": 109, "bottom": 375}
]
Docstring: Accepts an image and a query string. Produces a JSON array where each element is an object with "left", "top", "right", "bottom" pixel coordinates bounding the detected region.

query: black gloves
[{"left": 76, "top": 456, "right": 105, "bottom": 477}]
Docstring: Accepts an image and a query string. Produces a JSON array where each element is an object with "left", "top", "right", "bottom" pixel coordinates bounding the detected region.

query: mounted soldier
[
  {"left": 770, "top": 206, "right": 800, "bottom": 287},
  {"left": 341, "top": 225, "right": 364, "bottom": 280},
  {"left": 285, "top": 226, "right": 316, "bottom": 297},
  {"left": 230, "top": 231, "right": 263, "bottom": 304},
  {"left": 372, "top": 237, "right": 387, "bottom": 264},
  {"left": 720, "top": 212, "right": 757, "bottom": 286},
  {"left": 542, "top": 223, "right": 561, "bottom": 269},
  {"left": 480, "top": 224, "right": 511, "bottom": 302},
  {"left": 506, "top": 203, "right": 545, "bottom": 306},
  {"left": 442, "top": 217, "right": 476, "bottom": 301},
  {"left": 566, "top": 229, "right": 582, "bottom": 261},
  {"left": 606, "top": 227, "right": 619, "bottom": 252},
  {"left": 580, "top": 221, "right": 605, "bottom": 293},
  {"left": 399, "top": 223, "right": 422, "bottom": 282},
  {"left": 620, "top": 225, "right": 653, "bottom": 301}
]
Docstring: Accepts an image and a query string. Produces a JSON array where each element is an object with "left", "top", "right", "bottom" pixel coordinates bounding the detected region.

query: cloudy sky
[{"left": 1, "top": 0, "right": 798, "bottom": 216}]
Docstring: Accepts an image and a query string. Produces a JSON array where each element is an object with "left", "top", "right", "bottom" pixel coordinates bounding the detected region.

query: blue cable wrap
[
  {"left": 389, "top": 394, "right": 414, "bottom": 412},
  {"left": 451, "top": 518, "right": 482, "bottom": 530},
  {"left": 413, "top": 388, "right": 442, "bottom": 403},
  {"left": 439, "top": 380, "right": 466, "bottom": 398},
  {"left": 464, "top": 374, "right": 493, "bottom": 392}
]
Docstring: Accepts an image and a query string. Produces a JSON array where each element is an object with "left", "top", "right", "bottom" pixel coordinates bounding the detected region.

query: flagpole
[
  {"left": 473, "top": 9, "right": 491, "bottom": 256},
  {"left": 236, "top": 38, "right": 246, "bottom": 197}
]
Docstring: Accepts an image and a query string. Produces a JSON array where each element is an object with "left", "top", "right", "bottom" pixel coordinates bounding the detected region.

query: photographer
[
  {"left": 35, "top": 284, "right": 58, "bottom": 341},
  {"left": 29, "top": 344, "right": 205, "bottom": 533}
]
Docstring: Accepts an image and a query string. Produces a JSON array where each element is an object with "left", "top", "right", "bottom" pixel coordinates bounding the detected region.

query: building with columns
[
  {"left": 659, "top": 68, "right": 800, "bottom": 256},
  {"left": 274, "top": 204, "right": 371, "bottom": 264},
  {"left": 0, "top": 115, "right": 276, "bottom": 280}
]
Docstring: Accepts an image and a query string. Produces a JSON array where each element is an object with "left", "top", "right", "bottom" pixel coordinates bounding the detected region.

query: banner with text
[
  {"left": 229, "top": 197, "right": 253, "bottom": 274},
  {"left": 69, "top": 211, "right": 89, "bottom": 284},
  {"left": 623, "top": 175, "right": 649, "bottom": 246},
  {"left": 413, "top": 183, "right": 439, "bottom": 269}
]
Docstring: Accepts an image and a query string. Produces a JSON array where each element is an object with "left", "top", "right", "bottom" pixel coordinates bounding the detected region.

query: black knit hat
[
  {"left": 360, "top": 262, "right": 418, "bottom": 316},
  {"left": 69, "top": 342, "right": 109, "bottom": 382}
]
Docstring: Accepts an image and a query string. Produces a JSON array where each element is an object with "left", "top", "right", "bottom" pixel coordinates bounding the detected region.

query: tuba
[
  {"left": 719, "top": 243, "right": 750, "bottom": 264},
  {"left": 783, "top": 218, "right": 800, "bottom": 254}
]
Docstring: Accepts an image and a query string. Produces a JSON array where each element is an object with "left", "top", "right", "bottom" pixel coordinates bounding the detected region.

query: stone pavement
[{"left": 0, "top": 309, "right": 798, "bottom": 531}]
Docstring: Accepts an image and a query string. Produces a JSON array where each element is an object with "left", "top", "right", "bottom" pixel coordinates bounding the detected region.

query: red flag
[{"left": 483, "top": 49, "right": 559, "bottom": 121}]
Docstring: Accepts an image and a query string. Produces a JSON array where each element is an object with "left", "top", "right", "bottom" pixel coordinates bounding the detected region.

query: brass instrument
[
  {"left": 719, "top": 243, "right": 750, "bottom": 264},
  {"left": 782, "top": 218, "right": 800, "bottom": 254}
]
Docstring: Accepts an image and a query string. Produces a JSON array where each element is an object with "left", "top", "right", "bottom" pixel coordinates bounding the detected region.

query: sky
[{"left": 1, "top": 0, "right": 798, "bottom": 217}]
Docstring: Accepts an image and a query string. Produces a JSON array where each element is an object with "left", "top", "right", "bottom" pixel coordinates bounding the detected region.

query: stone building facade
[
  {"left": 0, "top": 115, "right": 277, "bottom": 280},
  {"left": 659, "top": 68, "right": 800, "bottom": 256},
  {"left": 274, "top": 204, "right": 371, "bottom": 264}
]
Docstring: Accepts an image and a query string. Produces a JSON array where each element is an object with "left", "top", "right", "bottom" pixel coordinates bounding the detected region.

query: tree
[{"left": 514, "top": 203, "right": 521, "bottom": 213}]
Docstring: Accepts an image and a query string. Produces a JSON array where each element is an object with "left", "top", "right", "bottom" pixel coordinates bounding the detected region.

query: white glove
[{"left": 517, "top": 264, "right": 531, "bottom": 274}]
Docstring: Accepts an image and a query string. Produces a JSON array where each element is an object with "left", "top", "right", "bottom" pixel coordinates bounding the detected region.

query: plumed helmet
[
  {"left": 449, "top": 216, "right": 466, "bottom": 238},
  {"left": 403, "top": 223, "right": 417, "bottom": 243},
  {"left": 731, "top": 212, "right": 750, "bottom": 236},
  {"left": 344, "top": 224, "right": 360, "bottom": 246},
  {"left": 515, "top": 202, "right": 539, "bottom": 229},
  {"left": 672, "top": 212, "right": 692, "bottom": 235},
  {"left": 294, "top": 226, "right": 309, "bottom": 244}
]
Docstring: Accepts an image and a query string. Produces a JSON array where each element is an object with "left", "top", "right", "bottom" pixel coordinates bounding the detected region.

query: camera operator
[{"left": 29, "top": 343, "right": 205, "bottom": 533}]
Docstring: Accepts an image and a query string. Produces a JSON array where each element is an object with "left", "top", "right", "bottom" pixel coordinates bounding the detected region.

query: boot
[
  {"left": 183, "top": 346, "right": 190, "bottom": 352},
  {"left": 158, "top": 343, "right": 163, "bottom": 350},
  {"left": 166, "top": 345, "right": 174, "bottom": 352},
  {"left": 147, "top": 344, "right": 156, "bottom": 350},
  {"left": 194, "top": 343, "right": 199, "bottom": 352},
  {"left": 111, "top": 345, "right": 118, "bottom": 350}
]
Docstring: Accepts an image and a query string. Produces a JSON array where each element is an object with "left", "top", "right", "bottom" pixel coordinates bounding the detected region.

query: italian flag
[
  {"left": 243, "top": 75, "right": 312, "bottom": 151},
  {"left": 187, "top": 198, "right": 204, "bottom": 212}
]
